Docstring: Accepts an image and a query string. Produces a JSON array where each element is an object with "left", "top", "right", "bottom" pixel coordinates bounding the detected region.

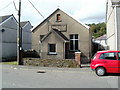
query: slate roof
[
  {"left": 0, "top": 14, "right": 18, "bottom": 25},
  {"left": 20, "top": 21, "right": 28, "bottom": 27},
  {"left": 111, "top": 0, "right": 120, "bottom": 2},
  {"left": 96, "top": 34, "right": 106, "bottom": 40},
  {"left": 32, "top": 8, "right": 60, "bottom": 32},
  {"left": 0, "top": 15, "right": 12, "bottom": 24},
  {"left": 53, "top": 29, "right": 69, "bottom": 41},
  {"left": 111, "top": 0, "right": 120, "bottom": 5},
  {"left": 41, "top": 29, "right": 69, "bottom": 42},
  {"left": 32, "top": 8, "right": 89, "bottom": 32}
]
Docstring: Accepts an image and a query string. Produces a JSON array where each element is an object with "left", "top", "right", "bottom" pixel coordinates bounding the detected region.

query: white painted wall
[
  {"left": 117, "top": 7, "right": 120, "bottom": 50},
  {"left": 1, "top": 17, "right": 17, "bottom": 59},
  {"left": 107, "top": 0, "right": 120, "bottom": 50},
  {"left": 2, "top": 43, "right": 17, "bottom": 58},
  {"left": 95, "top": 40, "right": 107, "bottom": 47},
  {"left": 0, "top": 16, "right": 32, "bottom": 60},
  {"left": 107, "top": 1, "right": 116, "bottom": 50},
  {"left": 0, "top": 30, "right": 2, "bottom": 61},
  {"left": 22, "top": 22, "right": 32, "bottom": 50},
  {"left": 0, "top": 18, "right": 3, "bottom": 61}
]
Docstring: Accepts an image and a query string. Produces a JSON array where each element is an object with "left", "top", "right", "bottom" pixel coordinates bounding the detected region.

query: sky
[{"left": 0, "top": 0, "right": 107, "bottom": 27}]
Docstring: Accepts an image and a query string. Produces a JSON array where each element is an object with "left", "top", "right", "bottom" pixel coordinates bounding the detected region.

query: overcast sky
[{"left": 0, "top": 0, "right": 107, "bottom": 27}]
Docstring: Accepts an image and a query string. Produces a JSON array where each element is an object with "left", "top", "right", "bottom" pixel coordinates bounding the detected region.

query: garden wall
[{"left": 23, "top": 58, "right": 79, "bottom": 68}]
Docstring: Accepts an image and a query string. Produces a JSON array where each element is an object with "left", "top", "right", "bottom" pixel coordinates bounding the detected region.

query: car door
[
  {"left": 117, "top": 52, "right": 120, "bottom": 73},
  {"left": 100, "top": 52, "right": 118, "bottom": 73}
]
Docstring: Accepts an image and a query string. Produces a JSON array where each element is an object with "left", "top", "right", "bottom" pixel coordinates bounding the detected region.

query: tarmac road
[{"left": 1, "top": 64, "right": 119, "bottom": 88}]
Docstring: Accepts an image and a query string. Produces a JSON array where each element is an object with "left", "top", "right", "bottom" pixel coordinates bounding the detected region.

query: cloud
[
  {"left": 0, "top": 0, "right": 107, "bottom": 27},
  {"left": 72, "top": 0, "right": 106, "bottom": 24}
]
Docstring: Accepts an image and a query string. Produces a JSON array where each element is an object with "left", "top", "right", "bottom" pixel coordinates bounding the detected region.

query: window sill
[
  {"left": 56, "top": 20, "right": 62, "bottom": 22},
  {"left": 69, "top": 50, "right": 80, "bottom": 52},
  {"left": 48, "top": 52, "right": 57, "bottom": 55}
]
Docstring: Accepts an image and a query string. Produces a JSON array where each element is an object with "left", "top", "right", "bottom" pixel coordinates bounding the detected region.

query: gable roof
[
  {"left": 32, "top": 8, "right": 60, "bottom": 32},
  {"left": 0, "top": 14, "right": 17, "bottom": 25},
  {"left": 53, "top": 29, "right": 69, "bottom": 41},
  {"left": 109, "top": 0, "right": 120, "bottom": 5},
  {"left": 96, "top": 34, "right": 106, "bottom": 40},
  {"left": 63, "top": 10, "right": 89, "bottom": 30},
  {"left": 32, "top": 8, "right": 89, "bottom": 32},
  {"left": 111, "top": 0, "right": 120, "bottom": 3},
  {"left": 20, "top": 21, "right": 29, "bottom": 27},
  {"left": 0, "top": 15, "right": 12, "bottom": 24},
  {"left": 41, "top": 29, "right": 69, "bottom": 42}
]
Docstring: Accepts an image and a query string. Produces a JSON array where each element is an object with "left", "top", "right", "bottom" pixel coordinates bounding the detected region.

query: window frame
[
  {"left": 48, "top": 44, "right": 57, "bottom": 55},
  {"left": 99, "top": 52, "right": 117, "bottom": 60},
  {"left": 69, "top": 34, "right": 79, "bottom": 51},
  {"left": 40, "top": 35, "right": 45, "bottom": 41},
  {"left": 117, "top": 52, "right": 120, "bottom": 60},
  {"left": 56, "top": 14, "right": 62, "bottom": 22}
]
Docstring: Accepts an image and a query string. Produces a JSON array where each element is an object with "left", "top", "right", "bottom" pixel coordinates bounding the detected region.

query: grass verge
[{"left": 0, "top": 61, "right": 18, "bottom": 65}]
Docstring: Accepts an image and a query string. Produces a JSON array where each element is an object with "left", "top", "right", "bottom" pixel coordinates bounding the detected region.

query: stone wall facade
[{"left": 23, "top": 58, "right": 79, "bottom": 68}]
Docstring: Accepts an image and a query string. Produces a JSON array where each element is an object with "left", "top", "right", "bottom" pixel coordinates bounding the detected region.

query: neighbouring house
[
  {"left": 0, "top": 15, "right": 32, "bottom": 61},
  {"left": 106, "top": 0, "right": 120, "bottom": 50},
  {"left": 21, "top": 21, "right": 32, "bottom": 50},
  {"left": 0, "top": 15, "right": 17, "bottom": 61},
  {"left": 92, "top": 35, "right": 107, "bottom": 55},
  {"left": 32, "top": 8, "right": 91, "bottom": 63},
  {"left": 94, "top": 34, "right": 107, "bottom": 49}
]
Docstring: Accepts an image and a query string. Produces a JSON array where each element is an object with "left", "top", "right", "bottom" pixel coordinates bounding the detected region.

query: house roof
[
  {"left": 111, "top": 0, "right": 120, "bottom": 5},
  {"left": 96, "top": 34, "right": 106, "bottom": 40},
  {"left": 32, "top": 8, "right": 89, "bottom": 32},
  {"left": 32, "top": 8, "right": 60, "bottom": 32},
  {"left": 0, "top": 14, "right": 18, "bottom": 25},
  {"left": 20, "top": 21, "right": 29, "bottom": 27},
  {"left": 52, "top": 29, "right": 69, "bottom": 41},
  {"left": 111, "top": 0, "right": 120, "bottom": 2},
  {"left": 0, "top": 15, "right": 12, "bottom": 24},
  {"left": 41, "top": 29, "right": 69, "bottom": 42}
]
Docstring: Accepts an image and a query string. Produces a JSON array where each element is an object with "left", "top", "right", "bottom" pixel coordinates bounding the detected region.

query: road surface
[{"left": 0, "top": 64, "right": 119, "bottom": 88}]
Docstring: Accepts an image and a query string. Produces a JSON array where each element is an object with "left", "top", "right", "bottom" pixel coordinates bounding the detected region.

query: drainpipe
[
  {"left": 63, "top": 42, "right": 65, "bottom": 59},
  {"left": 114, "top": 5, "right": 118, "bottom": 50}
]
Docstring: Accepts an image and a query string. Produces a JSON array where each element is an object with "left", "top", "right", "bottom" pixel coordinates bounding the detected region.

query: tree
[{"left": 87, "top": 22, "right": 106, "bottom": 39}]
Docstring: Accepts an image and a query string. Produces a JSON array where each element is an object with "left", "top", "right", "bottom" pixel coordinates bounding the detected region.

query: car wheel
[{"left": 95, "top": 67, "right": 106, "bottom": 76}]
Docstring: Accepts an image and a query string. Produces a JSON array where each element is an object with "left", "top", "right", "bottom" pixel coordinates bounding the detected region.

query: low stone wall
[{"left": 23, "top": 58, "right": 79, "bottom": 68}]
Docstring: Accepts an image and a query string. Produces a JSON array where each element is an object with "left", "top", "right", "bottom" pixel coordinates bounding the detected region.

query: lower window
[{"left": 48, "top": 44, "right": 56, "bottom": 54}]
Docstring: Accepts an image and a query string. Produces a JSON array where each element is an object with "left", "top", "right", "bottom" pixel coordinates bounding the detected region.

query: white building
[
  {"left": 106, "top": 0, "right": 120, "bottom": 50},
  {"left": 94, "top": 34, "right": 107, "bottom": 49},
  {"left": 0, "top": 15, "right": 32, "bottom": 61},
  {"left": 21, "top": 21, "right": 32, "bottom": 50}
]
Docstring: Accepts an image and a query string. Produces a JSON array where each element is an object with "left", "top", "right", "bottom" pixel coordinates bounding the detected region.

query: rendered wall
[{"left": 117, "top": 7, "right": 120, "bottom": 50}]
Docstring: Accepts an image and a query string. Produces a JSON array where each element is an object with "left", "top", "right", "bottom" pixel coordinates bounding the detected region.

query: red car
[{"left": 90, "top": 50, "right": 120, "bottom": 76}]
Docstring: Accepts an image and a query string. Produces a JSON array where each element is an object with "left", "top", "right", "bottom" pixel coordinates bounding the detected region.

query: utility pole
[{"left": 17, "top": 0, "right": 23, "bottom": 65}]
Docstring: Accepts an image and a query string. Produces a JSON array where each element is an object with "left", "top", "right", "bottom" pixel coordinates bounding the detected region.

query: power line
[
  {"left": 0, "top": 2, "right": 13, "bottom": 11},
  {"left": 27, "top": 0, "right": 44, "bottom": 18},
  {"left": 13, "top": 0, "right": 18, "bottom": 11}
]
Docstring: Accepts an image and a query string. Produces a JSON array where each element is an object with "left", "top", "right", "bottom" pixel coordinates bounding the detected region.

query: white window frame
[
  {"left": 48, "top": 44, "right": 57, "bottom": 55},
  {"left": 70, "top": 34, "right": 79, "bottom": 51}
]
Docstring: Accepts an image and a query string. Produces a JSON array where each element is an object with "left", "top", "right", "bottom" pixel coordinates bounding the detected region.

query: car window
[
  {"left": 92, "top": 53, "right": 97, "bottom": 59},
  {"left": 99, "top": 53, "right": 116, "bottom": 60},
  {"left": 118, "top": 52, "right": 120, "bottom": 60}
]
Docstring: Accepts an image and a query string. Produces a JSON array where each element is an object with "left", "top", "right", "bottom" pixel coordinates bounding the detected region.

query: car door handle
[{"left": 103, "top": 61, "right": 107, "bottom": 63}]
